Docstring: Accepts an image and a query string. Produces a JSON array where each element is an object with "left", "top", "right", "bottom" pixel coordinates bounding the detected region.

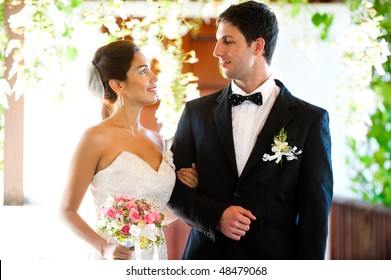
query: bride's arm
[
  {"left": 59, "top": 127, "right": 132, "bottom": 260},
  {"left": 177, "top": 163, "right": 198, "bottom": 188},
  {"left": 163, "top": 164, "right": 198, "bottom": 225}
]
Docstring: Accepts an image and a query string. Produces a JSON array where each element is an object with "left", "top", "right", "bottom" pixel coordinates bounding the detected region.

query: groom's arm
[{"left": 296, "top": 109, "right": 333, "bottom": 259}]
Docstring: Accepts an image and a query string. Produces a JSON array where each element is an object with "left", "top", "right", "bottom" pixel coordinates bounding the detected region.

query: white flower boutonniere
[{"left": 262, "top": 127, "right": 302, "bottom": 164}]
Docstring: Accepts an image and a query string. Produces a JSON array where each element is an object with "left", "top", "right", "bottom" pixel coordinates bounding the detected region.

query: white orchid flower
[{"left": 263, "top": 128, "right": 302, "bottom": 165}]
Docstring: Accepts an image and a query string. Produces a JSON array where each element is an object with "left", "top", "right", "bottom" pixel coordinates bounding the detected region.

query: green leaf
[
  {"left": 291, "top": 5, "right": 301, "bottom": 18},
  {"left": 311, "top": 13, "right": 334, "bottom": 40},
  {"left": 346, "top": 0, "right": 363, "bottom": 12},
  {"left": 66, "top": 46, "right": 78, "bottom": 61},
  {"left": 71, "top": 0, "right": 84, "bottom": 8},
  {"left": 311, "top": 13, "right": 326, "bottom": 27}
]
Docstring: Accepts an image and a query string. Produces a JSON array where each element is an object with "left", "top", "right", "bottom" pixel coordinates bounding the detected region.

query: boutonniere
[{"left": 262, "top": 127, "right": 302, "bottom": 164}]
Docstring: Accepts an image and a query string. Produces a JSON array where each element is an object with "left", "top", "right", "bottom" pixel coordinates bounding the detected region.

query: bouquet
[{"left": 96, "top": 194, "right": 165, "bottom": 254}]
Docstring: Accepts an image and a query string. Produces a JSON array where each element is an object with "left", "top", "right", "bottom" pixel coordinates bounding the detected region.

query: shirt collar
[{"left": 231, "top": 76, "right": 276, "bottom": 103}]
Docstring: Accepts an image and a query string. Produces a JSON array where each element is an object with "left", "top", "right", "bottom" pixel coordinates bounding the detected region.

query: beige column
[{"left": 3, "top": 1, "right": 24, "bottom": 205}]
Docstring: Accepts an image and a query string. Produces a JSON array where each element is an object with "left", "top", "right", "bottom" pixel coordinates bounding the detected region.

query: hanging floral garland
[{"left": 83, "top": 0, "right": 206, "bottom": 139}]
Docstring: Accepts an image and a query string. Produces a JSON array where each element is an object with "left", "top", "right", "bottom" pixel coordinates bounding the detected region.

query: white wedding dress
[{"left": 88, "top": 150, "right": 176, "bottom": 260}]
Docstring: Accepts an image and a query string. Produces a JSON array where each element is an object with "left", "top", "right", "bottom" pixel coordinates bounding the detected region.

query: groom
[{"left": 168, "top": 1, "right": 333, "bottom": 260}]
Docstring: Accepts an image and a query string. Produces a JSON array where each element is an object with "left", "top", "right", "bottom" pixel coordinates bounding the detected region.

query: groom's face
[{"left": 213, "top": 21, "right": 256, "bottom": 82}]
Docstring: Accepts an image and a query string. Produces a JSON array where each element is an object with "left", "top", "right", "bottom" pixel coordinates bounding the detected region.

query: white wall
[{"left": 272, "top": 4, "right": 352, "bottom": 197}]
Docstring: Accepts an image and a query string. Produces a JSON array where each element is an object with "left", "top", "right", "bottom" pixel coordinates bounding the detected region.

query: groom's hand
[{"left": 218, "top": 206, "right": 256, "bottom": 241}]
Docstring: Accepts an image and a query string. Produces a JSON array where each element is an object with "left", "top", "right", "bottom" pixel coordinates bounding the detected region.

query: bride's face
[{"left": 122, "top": 52, "right": 158, "bottom": 106}]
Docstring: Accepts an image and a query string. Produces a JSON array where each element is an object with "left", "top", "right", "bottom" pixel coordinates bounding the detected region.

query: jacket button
[{"left": 234, "top": 191, "right": 240, "bottom": 197}]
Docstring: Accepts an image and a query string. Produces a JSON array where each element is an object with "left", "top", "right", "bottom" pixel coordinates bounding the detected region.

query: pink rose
[
  {"left": 105, "top": 207, "right": 116, "bottom": 219},
  {"left": 129, "top": 208, "right": 141, "bottom": 223},
  {"left": 125, "top": 201, "right": 136, "bottom": 209},
  {"left": 120, "top": 225, "right": 130, "bottom": 235},
  {"left": 144, "top": 211, "right": 155, "bottom": 224},
  {"left": 151, "top": 209, "right": 161, "bottom": 223},
  {"left": 115, "top": 195, "right": 125, "bottom": 202}
]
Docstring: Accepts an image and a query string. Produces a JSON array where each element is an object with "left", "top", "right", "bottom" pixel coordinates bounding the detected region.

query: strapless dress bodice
[
  {"left": 89, "top": 150, "right": 176, "bottom": 260},
  {"left": 91, "top": 150, "right": 175, "bottom": 212}
]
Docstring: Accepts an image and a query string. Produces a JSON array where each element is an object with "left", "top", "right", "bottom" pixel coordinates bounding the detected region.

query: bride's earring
[{"left": 119, "top": 95, "right": 124, "bottom": 107}]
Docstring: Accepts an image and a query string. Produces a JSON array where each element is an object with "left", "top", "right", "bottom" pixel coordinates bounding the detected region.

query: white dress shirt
[{"left": 231, "top": 76, "right": 280, "bottom": 176}]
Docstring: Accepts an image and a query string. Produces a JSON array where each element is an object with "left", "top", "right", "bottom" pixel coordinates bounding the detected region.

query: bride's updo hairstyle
[{"left": 91, "top": 40, "right": 140, "bottom": 117}]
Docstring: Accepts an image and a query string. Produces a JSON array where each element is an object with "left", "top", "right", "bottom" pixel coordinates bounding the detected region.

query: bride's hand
[
  {"left": 101, "top": 241, "right": 134, "bottom": 260},
  {"left": 177, "top": 163, "right": 198, "bottom": 188}
]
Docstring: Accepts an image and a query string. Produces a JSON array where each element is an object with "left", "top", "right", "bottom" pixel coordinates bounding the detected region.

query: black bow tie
[{"left": 228, "top": 92, "right": 263, "bottom": 107}]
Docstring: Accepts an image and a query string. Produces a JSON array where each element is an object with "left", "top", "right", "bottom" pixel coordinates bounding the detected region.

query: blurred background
[{"left": 1, "top": 0, "right": 390, "bottom": 260}]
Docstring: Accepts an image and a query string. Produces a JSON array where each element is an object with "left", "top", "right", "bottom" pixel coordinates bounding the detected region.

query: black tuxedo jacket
[{"left": 168, "top": 79, "right": 333, "bottom": 259}]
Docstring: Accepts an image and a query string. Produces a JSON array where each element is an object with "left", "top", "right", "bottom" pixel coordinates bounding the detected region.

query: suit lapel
[
  {"left": 239, "top": 82, "right": 295, "bottom": 181},
  {"left": 213, "top": 86, "right": 239, "bottom": 177}
]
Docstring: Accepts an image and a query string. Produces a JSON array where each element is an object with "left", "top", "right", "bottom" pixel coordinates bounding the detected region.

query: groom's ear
[
  {"left": 253, "top": 37, "right": 265, "bottom": 56},
  {"left": 108, "top": 79, "right": 123, "bottom": 94}
]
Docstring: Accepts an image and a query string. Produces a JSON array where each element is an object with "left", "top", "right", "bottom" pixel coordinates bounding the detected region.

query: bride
[{"left": 59, "top": 40, "right": 197, "bottom": 260}]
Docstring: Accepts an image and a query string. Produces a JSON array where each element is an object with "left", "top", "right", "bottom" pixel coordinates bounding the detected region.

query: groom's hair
[{"left": 217, "top": 1, "right": 279, "bottom": 65}]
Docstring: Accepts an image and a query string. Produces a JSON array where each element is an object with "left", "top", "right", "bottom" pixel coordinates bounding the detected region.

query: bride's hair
[{"left": 90, "top": 40, "right": 140, "bottom": 117}]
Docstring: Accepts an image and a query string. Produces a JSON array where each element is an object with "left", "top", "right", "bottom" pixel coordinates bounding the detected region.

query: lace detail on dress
[{"left": 89, "top": 150, "right": 176, "bottom": 260}]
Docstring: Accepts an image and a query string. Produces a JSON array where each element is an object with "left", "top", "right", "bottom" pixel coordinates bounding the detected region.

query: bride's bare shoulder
[
  {"left": 83, "top": 123, "right": 110, "bottom": 137},
  {"left": 78, "top": 122, "right": 116, "bottom": 148}
]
